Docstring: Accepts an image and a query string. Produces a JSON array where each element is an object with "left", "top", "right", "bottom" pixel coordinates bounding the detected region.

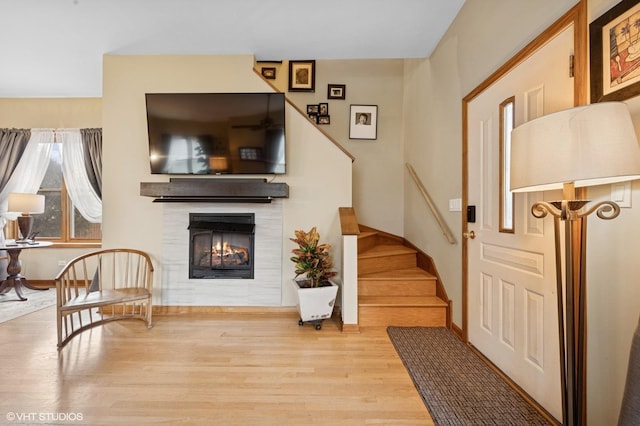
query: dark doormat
[{"left": 387, "top": 326, "right": 554, "bottom": 425}]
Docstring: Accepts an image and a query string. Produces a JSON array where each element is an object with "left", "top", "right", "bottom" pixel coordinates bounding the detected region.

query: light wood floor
[{"left": 0, "top": 307, "right": 434, "bottom": 425}]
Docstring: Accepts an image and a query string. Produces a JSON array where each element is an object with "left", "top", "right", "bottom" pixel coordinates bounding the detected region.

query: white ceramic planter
[{"left": 292, "top": 278, "right": 339, "bottom": 325}]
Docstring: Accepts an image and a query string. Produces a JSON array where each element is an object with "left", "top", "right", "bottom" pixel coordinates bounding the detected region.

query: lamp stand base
[{"left": 16, "top": 214, "right": 33, "bottom": 242}]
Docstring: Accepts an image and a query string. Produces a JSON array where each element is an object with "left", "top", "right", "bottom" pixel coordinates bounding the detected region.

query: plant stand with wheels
[
  {"left": 298, "top": 318, "right": 325, "bottom": 330},
  {"left": 292, "top": 278, "right": 338, "bottom": 330},
  {"left": 289, "top": 226, "right": 339, "bottom": 331}
]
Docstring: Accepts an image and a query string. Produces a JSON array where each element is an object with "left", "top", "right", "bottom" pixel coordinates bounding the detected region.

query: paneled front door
[{"left": 465, "top": 24, "right": 576, "bottom": 420}]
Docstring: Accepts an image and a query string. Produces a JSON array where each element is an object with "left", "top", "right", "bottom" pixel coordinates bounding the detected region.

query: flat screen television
[{"left": 145, "top": 92, "right": 286, "bottom": 175}]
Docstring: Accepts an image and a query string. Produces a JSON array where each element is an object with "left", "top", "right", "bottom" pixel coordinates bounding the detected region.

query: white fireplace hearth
[{"left": 160, "top": 200, "right": 283, "bottom": 306}]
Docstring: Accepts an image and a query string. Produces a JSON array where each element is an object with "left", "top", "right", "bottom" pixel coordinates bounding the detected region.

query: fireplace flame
[
  {"left": 211, "top": 241, "right": 250, "bottom": 265},
  {"left": 213, "top": 241, "right": 238, "bottom": 256}
]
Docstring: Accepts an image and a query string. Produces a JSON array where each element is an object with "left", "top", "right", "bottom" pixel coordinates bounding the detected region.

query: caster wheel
[
  {"left": 298, "top": 319, "right": 303, "bottom": 326},
  {"left": 315, "top": 324, "right": 322, "bottom": 330}
]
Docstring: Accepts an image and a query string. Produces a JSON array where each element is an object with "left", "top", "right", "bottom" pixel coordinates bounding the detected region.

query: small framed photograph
[
  {"left": 319, "top": 103, "right": 329, "bottom": 116},
  {"left": 308, "top": 114, "right": 318, "bottom": 124},
  {"left": 590, "top": 0, "right": 640, "bottom": 102},
  {"left": 307, "top": 104, "right": 319, "bottom": 114},
  {"left": 349, "top": 105, "right": 378, "bottom": 140},
  {"left": 288, "top": 60, "right": 316, "bottom": 92},
  {"left": 261, "top": 67, "right": 276, "bottom": 80},
  {"left": 327, "top": 84, "right": 346, "bottom": 100},
  {"left": 318, "top": 115, "right": 330, "bottom": 125}
]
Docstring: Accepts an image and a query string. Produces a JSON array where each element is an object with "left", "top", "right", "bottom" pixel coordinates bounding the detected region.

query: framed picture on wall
[
  {"left": 349, "top": 105, "right": 378, "bottom": 140},
  {"left": 327, "top": 84, "right": 346, "bottom": 99},
  {"left": 261, "top": 67, "right": 276, "bottom": 79},
  {"left": 288, "top": 60, "right": 316, "bottom": 92},
  {"left": 590, "top": 0, "right": 640, "bottom": 102}
]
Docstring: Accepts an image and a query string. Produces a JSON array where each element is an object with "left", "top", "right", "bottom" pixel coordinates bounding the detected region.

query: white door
[{"left": 466, "top": 26, "right": 574, "bottom": 420}]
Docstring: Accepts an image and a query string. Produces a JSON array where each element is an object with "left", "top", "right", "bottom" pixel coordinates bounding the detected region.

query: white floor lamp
[{"left": 510, "top": 102, "right": 640, "bottom": 425}]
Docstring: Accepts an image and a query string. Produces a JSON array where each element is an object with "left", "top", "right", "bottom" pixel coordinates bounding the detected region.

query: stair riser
[
  {"left": 358, "top": 306, "right": 447, "bottom": 327},
  {"left": 357, "top": 234, "right": 379, "bottom": 254},
  {"left": 358, "top": 254, "right": 416, "bottom": 275},
  {"left": 358, "top": 280, "right": 436, "bottom": 296}
]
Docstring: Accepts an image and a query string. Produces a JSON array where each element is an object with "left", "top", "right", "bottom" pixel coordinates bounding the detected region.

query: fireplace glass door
[{"left": 189, "top": 214, "right": 255, "bottom": 279}]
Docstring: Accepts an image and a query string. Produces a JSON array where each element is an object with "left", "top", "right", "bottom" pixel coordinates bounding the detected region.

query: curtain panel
[
  {"left": 0, "top": 128, "right": 30, "bottom": 268},
  {"left": 80, "top": 128, "right": 102, "bottom": 198},
  {"left": 58, "top": 129, "right": 102, "bottom": 223},
  {"left": 0, "top": 129, "right": 30, "bottom": 192}
]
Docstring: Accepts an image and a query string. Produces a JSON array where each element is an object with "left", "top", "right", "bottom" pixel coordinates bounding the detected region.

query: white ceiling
[{"left": 0, "top": 0, "right": 465, "bottom": 98}]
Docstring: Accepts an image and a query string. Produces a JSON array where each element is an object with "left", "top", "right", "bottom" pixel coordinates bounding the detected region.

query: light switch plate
[{"left": 611, "top": 182, "right": 631, "bottom": 208}]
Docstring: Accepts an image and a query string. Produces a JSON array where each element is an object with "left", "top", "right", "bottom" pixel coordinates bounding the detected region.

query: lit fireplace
[{"left": 188, "top": 213, "right": 255, "bottom": 279}]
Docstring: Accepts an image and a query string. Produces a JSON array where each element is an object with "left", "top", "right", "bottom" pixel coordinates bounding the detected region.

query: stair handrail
[{"left": 406, "top": 163, "right": 457, "bottom": 245}]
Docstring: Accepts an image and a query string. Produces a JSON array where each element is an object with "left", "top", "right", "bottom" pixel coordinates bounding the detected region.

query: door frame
[{"left": 461, "top": 1, "right": 587, "bottom": 341}]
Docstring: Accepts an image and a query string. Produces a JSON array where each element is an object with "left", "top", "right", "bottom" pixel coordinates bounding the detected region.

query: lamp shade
[
  {"left": 510, "top": 102, "right": 640, "bottom": 193},
  {"left": 209, "top": 156, "right": 229, "bottom": 171},
  {"left": 8, "top": 192, "right": 45, "bottom": 214}
]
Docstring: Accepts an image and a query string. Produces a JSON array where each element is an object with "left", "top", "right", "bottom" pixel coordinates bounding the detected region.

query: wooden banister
[
  {"left": 406, "top": 163, "right": 457, "bottom": 245},
  {"left": 339, "top": 207, "right": 360, "bottom": 235}
]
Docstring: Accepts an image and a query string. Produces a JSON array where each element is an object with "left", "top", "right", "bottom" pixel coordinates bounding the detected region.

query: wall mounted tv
[{"left": 146, "top": 92, "right": 286, "bottom": 175}]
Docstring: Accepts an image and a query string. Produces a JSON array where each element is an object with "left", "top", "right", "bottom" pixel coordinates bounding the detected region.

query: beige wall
[
  {"left": 102, "top": 54, "right": 352, "bottom": 306},
  {"left": 586, "top": 1, "right": 640, "bottom": 424},
  {"left": 269, "top": 59, "right": 406, "bottom": 235},
  {"left": 403, "top": 0, "right": 639, "bottom": 423},
  {"left": 298, "top": 60, "right": 405, "bottom": 236},
  {"left": 0, "top": 98, "right": 101, "bottom": 128}
]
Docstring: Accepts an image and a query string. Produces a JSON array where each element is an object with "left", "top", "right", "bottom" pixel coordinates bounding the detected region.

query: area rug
[
  {"left": 387, "top": 326, "right": 553, "bottom": 425},
  {"left": 0, "top": 288, "right": 56, "bottom": 323}
]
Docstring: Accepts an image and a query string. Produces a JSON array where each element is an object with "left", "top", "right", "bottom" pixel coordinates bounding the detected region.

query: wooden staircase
[{"left": 357, "top": 226, "right": 450, "bottom": 328}]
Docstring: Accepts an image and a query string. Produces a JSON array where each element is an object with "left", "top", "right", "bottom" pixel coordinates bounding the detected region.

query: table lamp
[
  {"left": 510, "top": 101, "right": 640, "bottom": 426},
  {"left": 8, "top": 192, "right": 45, "bottom": 242}
]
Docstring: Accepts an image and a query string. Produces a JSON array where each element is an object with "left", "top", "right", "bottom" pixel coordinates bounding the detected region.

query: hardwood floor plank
[{"left": 0, "top": 307, "right": 433, "bottom": 425}]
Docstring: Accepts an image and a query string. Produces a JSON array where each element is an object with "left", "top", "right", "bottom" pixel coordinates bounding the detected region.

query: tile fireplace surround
[{"left": 160, "top": 200, "right": 283, "bottom": 306}]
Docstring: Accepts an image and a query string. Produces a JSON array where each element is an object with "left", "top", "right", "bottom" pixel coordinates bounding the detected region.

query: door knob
[{"left": 463, "top": 230, "right": 475, "bottom": 239}]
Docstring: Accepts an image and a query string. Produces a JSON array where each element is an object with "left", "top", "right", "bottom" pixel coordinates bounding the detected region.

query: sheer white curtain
[
  {"left": 0, "top": 129, "right": 54, "bottom": 243},
  {"left": 58, "top": 129, "right": 102, "bottom": 223}
]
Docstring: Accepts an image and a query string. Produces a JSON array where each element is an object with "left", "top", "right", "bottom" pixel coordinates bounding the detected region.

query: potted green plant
[{"left": 290, "top": 226, "right": 339, "bottom": 329}]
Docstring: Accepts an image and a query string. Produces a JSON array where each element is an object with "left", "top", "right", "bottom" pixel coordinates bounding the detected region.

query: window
[
  {"left": 32, "top": 144, "right": 101, "bottom": 242},
  {"left": 499, "top": 97, "right": 515, "bottom": 233}
]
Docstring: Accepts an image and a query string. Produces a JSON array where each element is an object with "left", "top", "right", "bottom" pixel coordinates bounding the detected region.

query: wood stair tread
[
  {"left": 358, "top": 231, "right": 377, "bottom": 239},
  {"left": 359, "top": 296, "right": 448, "bottom": 307},
  {"left": 359, "top": 267, "right": 436, "bottom": 280},
  {"left": 358, "top": 244, "right": 416, "bottom": 258}
]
